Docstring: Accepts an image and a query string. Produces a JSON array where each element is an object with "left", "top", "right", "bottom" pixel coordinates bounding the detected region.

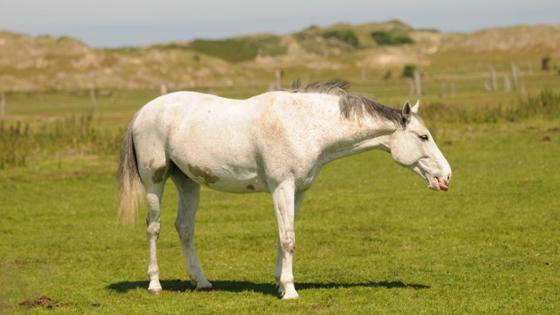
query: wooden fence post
[
  {"left": 451, "top": 82, "right": 456, "bottom": 97},
  {"left": 275, "top": 68, "right": 283, "bottom": 89},
  {"left": 520, "top": 79, "right": 526, "bottom": 96},
  {"left": 511, "top": 63, "right": 519, "bottom": 91},
  {"left": 89, "top": 87, "right": 97, "bottom": 113},
  {"left": 504, "top": 75, "right": 511, "bottom": 93},
  {"left": 408, "top": 79, "right": 415, "bottom": 97},
  {"left": 490, "top": 67, "right": 498, "bottom": 92},
  {"left": 484, "top": 79, "right": 492, "bottom": 92},
  {"left": 413, "top": 70, "right": 422, "bottom": 97}
]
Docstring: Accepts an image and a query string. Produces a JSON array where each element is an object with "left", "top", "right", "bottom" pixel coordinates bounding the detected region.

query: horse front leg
[
  {"left": 272, "top": 180, "right": 299, "bottom": 299},
  {"left": 275, "top": 191, "right": 304, "bottom": 286}
]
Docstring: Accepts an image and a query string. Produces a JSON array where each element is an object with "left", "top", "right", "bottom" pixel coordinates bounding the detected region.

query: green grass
[{"left": 1, "top": 117, "right": 559, "bottom": 313}]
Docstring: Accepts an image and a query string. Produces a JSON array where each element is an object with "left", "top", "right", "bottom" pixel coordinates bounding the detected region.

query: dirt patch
[
  {"left": 19, "top": 296, "right": 63, "bottom": 308},
  {"left": 541, "top": 135, "right": 552, "bottom": 142},
  {"left": 547, "top": 127, "right": 560, "bottom": 133}
]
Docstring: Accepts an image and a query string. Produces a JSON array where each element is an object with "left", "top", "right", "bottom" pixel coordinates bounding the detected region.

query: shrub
[
  {"left": 371, "top": 31, "right": 414, "bottom": 46},
  {"left": 322, "top": 30, "right": 360, "bottom": 47},
  {"left": 402, "top": 64, "right": 417, "bottom": 78},
  {"left": 542, "top": 56, "right": 551, "bottom": 71}
]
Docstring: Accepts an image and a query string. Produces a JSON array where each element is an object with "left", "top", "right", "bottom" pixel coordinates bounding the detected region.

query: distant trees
[{"left": 371, "top": 31, "right": 414, "bottom": 46}]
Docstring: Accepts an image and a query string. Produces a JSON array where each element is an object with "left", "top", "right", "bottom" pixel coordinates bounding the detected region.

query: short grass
[{"left": 1, "top": 117, "right": 559, "bottom": 314}]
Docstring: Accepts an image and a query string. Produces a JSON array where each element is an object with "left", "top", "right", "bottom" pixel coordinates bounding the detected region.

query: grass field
[{"left": 1, "top": 84, "right": 560, "bottom": 314}]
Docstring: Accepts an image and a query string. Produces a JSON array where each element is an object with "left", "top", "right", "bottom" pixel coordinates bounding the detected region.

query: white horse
[{"left": 117, "top": 81, "right": 452, "bottom": 299}]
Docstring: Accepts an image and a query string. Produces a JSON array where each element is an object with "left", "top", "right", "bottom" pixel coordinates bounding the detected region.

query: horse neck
[{"left": 314, "top": 108, "right": 398, "bottom": 165}]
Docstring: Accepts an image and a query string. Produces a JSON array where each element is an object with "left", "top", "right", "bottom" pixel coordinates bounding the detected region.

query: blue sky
[{"left": 1, "top": 0, "right": 558, "bottom": 47}]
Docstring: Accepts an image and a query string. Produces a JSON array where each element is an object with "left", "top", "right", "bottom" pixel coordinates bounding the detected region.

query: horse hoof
[
  {"left": 281, "top": 291, "right": 299, "bottom": 300},
  {"left": 195, "top": 281, "right": 213, "bottom": 291},
  {"left": 148, "top": 288, "right": 162, "bottom": 295}
]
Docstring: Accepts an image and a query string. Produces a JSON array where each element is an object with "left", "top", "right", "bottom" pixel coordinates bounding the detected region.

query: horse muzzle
[{"left": 428, "top": 176, "right": 450, "bottom": 191}]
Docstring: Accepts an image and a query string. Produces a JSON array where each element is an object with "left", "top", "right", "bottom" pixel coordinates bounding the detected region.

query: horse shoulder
[{"left": 252, "top": 93, "right": 323, "bottom": 185}]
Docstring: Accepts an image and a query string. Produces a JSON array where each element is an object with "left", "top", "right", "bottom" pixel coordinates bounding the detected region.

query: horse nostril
[{"left": 447, "top": 174, "right": 450, "bottom": 181}]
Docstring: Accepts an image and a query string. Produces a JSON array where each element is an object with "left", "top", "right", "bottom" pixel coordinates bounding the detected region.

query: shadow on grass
[{"left": 107, "top": 279, "right": 429, "bottom": 296}]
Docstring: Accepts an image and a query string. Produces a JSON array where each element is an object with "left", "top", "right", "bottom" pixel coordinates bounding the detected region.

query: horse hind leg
[
  {"left": 171, "top": 169, "right": 212, "bottom": 290},
  {"left": 137, "top": 153, "right": 169, "bottom": 294}
]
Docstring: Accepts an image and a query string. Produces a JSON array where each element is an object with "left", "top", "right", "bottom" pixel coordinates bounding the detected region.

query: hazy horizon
[{"left": 1, "top": 0, "right": 559, "bottom": 48}]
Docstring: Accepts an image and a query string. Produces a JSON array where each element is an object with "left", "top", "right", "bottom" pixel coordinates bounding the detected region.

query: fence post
[
  {"left": 484, "top": 79, "right": 491, "bottom": 92},
  {"left": 520, "top": 79, "right": 526, "bottom": 96},
  {"left": 440, "top": 82, "right": 446, "bottom": 98},
  {"left": 451, "top": 82, "right": 456, "bottom": 97},
  {"left": 160, "top": 83, "right": 168, "bottom": 95},
  {"left": 89, "top": 86, "right": 97, "bottom": 113},
  {"left": 490, "top": 67, "right": 497, "bottom": 92},
  {"left": 511, "top": 63, "right": 519, "bottom": 91},
  {"left": 504, "top": 75, "right": 511, "bottom": 93},
  {"left": 408, "top": 79, "right": 415, "bottom": 97},
  {"left": 413, "top": 70, "right": 422, "bottom": 97},
  {"left": 275, "top": 68, "right": 283, "bottom": 89}
]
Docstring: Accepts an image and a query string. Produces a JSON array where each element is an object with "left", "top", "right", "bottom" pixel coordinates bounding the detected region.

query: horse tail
[{"left": 117, "top": 114, "right": 143, "bottom": 224}]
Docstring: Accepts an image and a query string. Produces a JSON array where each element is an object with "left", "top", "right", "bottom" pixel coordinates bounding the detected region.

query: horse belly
[
  {"left": 170, "top": 136, "right": 267, "bottom": 193},
  {"left": 175, "top": 158, "right": 267, "bottom": 193}
]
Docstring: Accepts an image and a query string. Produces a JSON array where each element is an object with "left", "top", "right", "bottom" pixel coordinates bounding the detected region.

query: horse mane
[{"left": 288, "top": 80, "right": 404, "bottom": 125}]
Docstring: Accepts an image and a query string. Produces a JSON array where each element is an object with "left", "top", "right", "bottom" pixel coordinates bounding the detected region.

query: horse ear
[
  {"left": 402, "top": 101, "right": 412, "bottom": 124},
  {"left": 411, "top": 100, "right": 420, "bottom": 113}
]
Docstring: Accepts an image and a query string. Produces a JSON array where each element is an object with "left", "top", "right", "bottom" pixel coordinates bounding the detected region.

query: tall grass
[
  {"left": 0, "top": 113, "right": 121, "bottom": 169},
  {"left": 423, "top": 90, "right": 560, "bottom": 123}
]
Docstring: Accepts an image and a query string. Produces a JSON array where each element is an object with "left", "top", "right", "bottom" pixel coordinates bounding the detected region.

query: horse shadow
[{"left": 107, "top": 279, "right": 429, "bottom": 296}]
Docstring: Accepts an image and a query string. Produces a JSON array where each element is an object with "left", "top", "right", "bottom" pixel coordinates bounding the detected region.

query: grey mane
[{"left": 288, "top": 80, "right": 404, "bottom": 125}]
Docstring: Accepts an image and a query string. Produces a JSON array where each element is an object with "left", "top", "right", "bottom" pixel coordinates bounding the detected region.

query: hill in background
[{"left": 1, "top": 20, "right": 559, "bottom": 92}]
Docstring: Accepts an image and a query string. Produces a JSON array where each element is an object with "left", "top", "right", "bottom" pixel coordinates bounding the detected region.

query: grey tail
[{"left": 117, "top": 115, "right": 143, "bottom": 224}]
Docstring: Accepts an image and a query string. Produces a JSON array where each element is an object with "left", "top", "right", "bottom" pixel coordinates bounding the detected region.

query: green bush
[
  {"left": 402, "top": 64, "right": 417, "bottom": 78},
  {"left": 187, "top": 36, "right": 286, "bottom": 62},
  {"left": 371, "top": 31, "right": 414, "bottom": 46},
  {"left": 322, "top": 30, "right": 360, "bottom": 47}
]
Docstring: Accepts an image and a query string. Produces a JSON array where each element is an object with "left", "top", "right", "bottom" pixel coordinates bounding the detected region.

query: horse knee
[
  {"left": 147, "top": 222, "right": 160, "bottom": 237},
  {"left": 281, "top": 233, "right": 295, "bottom": 253}
]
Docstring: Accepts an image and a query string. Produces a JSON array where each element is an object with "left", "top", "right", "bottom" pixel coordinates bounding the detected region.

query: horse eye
[{"left": 418, "top": 135, "right": 429, "bottom": 141}]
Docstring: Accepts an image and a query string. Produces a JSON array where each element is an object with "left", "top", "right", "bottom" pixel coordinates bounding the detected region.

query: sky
[{"left": 0, "top": 0, "right": 559, "bottom": 48}]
